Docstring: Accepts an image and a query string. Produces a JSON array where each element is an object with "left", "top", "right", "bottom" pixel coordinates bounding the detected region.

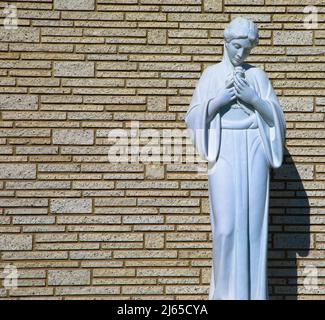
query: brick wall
[{"left": 0, "top": 0, "right": 324, "bottom": 300}]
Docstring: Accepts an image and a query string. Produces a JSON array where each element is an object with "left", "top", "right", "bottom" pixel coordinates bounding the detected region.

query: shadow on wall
[{"left": 268, "top": 147, "right": 311, "bottom": 300}]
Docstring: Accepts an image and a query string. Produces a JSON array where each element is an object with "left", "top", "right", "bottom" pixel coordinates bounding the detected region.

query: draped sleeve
[
  {"left": 184, "top": 66, "right": 222, "bottom": 163},
  {"left": 253, "top": 69, "right": 286, "bottom": 169}
]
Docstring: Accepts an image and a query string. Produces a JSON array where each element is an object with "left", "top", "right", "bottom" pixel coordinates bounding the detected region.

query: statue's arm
[
  {"left": 187, "top": 67, "right": 218, "bottom": 123},
  {"left": 207, "top": 74, "right": 236, "bottom": 122},
  {"left": 187, "top": 67, "right": 234, "bottom": 124},
  {"left": 250, "top": 94, "right": 275, "bottom": 127},
  {"left": 206, "top": 95, "right": 224, "bottom": 123},
  {"left": 251, "top": 69, "right": 283, "bottom": 127}
]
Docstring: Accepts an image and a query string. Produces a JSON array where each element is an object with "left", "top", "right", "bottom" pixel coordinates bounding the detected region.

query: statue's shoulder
[
  {"left": 201, "top": 63, "right": 220, "bottom": 74},
  {"left": 243, "top": 64, "right": 269, "bottom": 80},
  {"left": 207, "top": 62, "right": 223, "bottom": 72},
  {"left": 200, "top": 63, "right": 222, "bottom": 80}
]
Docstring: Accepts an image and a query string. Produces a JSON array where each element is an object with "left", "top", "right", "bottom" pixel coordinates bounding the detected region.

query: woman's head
[{"left": 224, "top": 17, "right": 259, "bottom": 66}]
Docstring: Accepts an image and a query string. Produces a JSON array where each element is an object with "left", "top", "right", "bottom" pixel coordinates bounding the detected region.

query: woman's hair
[{"left": 224, "top": 17, "right": 259, "bottom": 47}]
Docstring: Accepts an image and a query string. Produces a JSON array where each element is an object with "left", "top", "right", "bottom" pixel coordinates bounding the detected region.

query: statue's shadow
[{"left": 268, "top": 147, "right": 311, "bottom": 300}]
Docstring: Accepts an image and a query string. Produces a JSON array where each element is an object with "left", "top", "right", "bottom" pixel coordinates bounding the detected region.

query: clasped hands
[
  {"left": 207, "top": 71, "right": 275, "bottom": 126},
  {"left": 217, "top": 73, "right": 259, "bottom": 108}
]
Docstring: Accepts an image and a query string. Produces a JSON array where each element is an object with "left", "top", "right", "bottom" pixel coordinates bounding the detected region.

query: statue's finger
[
  {"left": 234, "top": 81, "right": 241, "bottom": 91},
  {"left": 238, "top": 78, "right": 249, "bottom": 86},
  {"left": 234, "top": 77, "right": 243, "bottom": 89},
  {"left": 225, "top": 80, "right": 233, "bottom": 88},
  {"left": 236, "top": 76, "right": 247, "bottom": 87},
  {"left": 242, "top": 78, "right": 249, "bottom": 85}
]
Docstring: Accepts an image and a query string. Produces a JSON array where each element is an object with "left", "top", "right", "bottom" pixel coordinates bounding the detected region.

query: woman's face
[{"left": 225, "top": 38, "right": 253, "bottom": 66}]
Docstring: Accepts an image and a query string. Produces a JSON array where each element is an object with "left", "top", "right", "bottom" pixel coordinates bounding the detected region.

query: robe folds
[{"left": 185, "top": 60, "right": 286, "bottom": 300}]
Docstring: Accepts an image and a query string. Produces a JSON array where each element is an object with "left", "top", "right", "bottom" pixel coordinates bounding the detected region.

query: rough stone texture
[
  {"left": 53, "top": 62, "right": 95, "bottom": 77},
  {"left": 147, "top": 96, "right": 167, "bottom": 112},
  {"left": 145, "top": 233, "right": 165, "bottom": 249},
  {"left": 273, "top": 31, "right": 313, "bottom": 46},
  {"left": 53, "top": 129, "right": 94, "bottom": 145},
  {"left": 0, "top": 0, "right": 324, "bottom": 300},
  {"left": 54, "top": 0, "right": 95, "bottom": 11},
  {"left": 145, "top": 164, "right": 165, "bottom": 180},
  {"left": 0, "top": 235, "right": 33, "bottom": 251},
  {"left": 203, "top": 0, "right": 223, "bottom": 12},
  {"left": 148, "top": 29, "right": 167, "bottom": 45},
  {"left": 0, "top": 95, "right": 38, "bottom": 110},
  {"left": 0, "top": 164, "right": 36, "bottom": 179},
  {"left": 50, "top": 199, "right": 92, "bottom": 214},
  {"left": 48, "top": 269, "right": 91, "bottom": 285},
  {"left": 0, "top": 28, "right": 40, "bottom": 43}
]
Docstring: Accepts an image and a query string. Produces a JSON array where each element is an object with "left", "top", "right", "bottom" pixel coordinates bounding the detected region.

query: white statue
[{"left": 185, "top": 17, "right": 286, "bottom": 300}]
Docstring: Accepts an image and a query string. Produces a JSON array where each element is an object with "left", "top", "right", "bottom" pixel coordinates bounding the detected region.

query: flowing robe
[{"left": 185, "top": 60, "right": 286, "bottom": 300}]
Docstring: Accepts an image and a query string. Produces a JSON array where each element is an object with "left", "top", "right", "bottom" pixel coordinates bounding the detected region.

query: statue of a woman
[{"left": 185, "top": 17, "right": 286, "bottom": 300}]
